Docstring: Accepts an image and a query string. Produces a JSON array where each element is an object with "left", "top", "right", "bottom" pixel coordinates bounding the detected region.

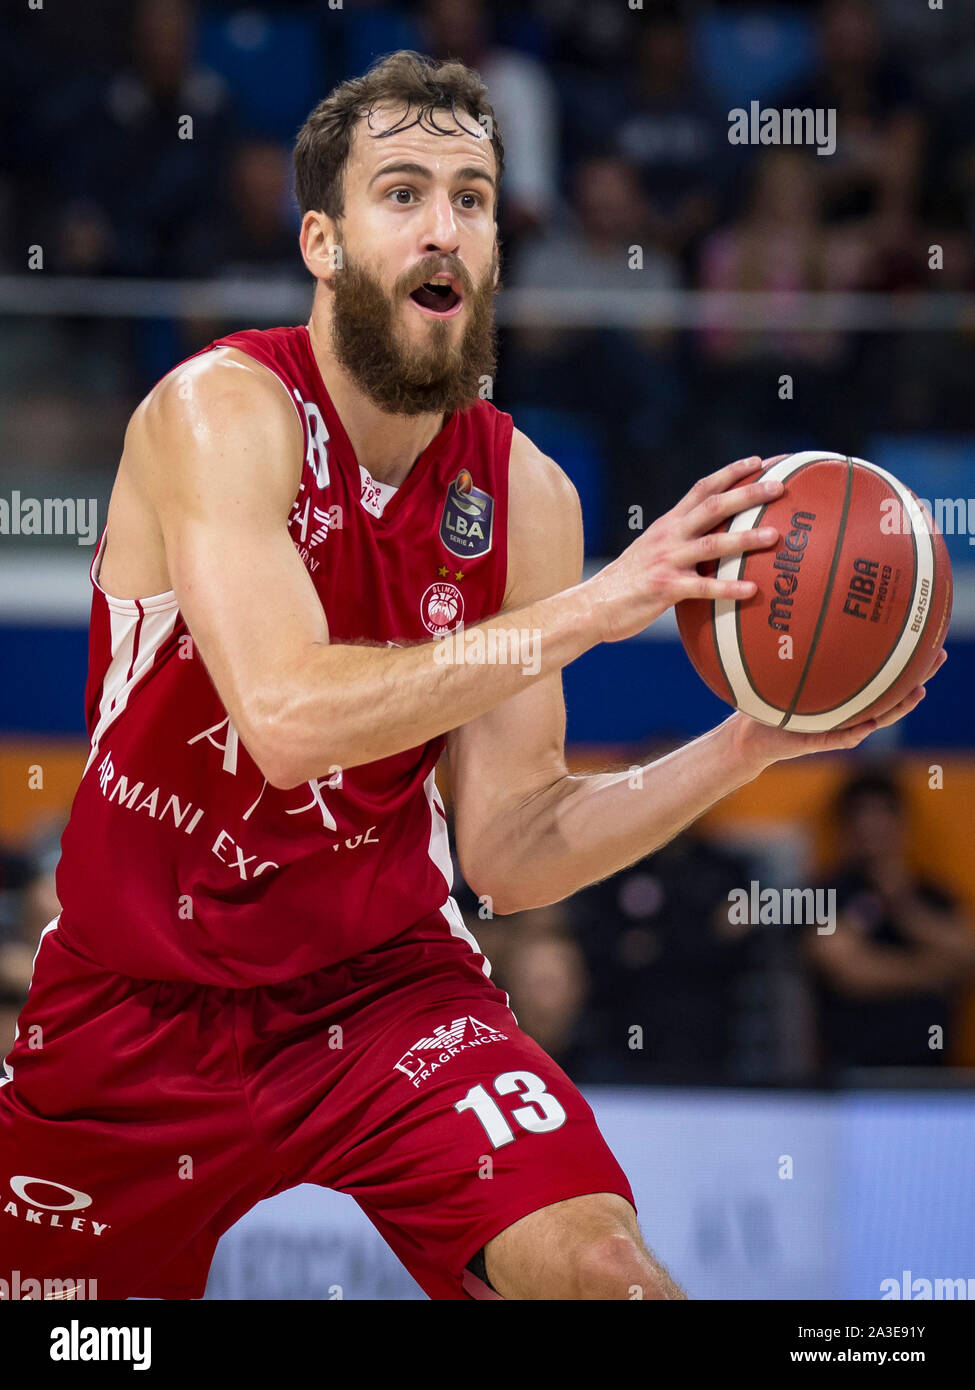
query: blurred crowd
[
  {"left": 2, "top": 0, "right": 975, "bottom": 1083},
  {"left": 3, "top": 0, "right": 975, "bottom": 544},
  {"left": 450, "top": 763, "right": 975, "bottom": 1082},
  {"left": 3, "top": 763, "right": 972, "bottom": 1082}
]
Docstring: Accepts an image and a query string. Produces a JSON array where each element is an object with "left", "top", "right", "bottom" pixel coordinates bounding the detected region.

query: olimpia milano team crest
[
  {"left": 421, "top": 582, "right": 464, "bottom": 636},
  {"left": 439, "top": 469, "right": 494, "bottom": 558}
]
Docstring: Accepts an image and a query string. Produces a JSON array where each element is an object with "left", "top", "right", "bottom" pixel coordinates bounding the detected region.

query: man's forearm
[
  {"left": 263, "top": 583, "right": 598, "bottom": 785},
  {"left": 474, "top": 717, "right": 766, "bottom": 914}
]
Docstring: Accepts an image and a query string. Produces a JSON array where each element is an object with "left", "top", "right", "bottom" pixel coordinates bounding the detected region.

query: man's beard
[{"left": 329, "top": 248, "right": 498, "bottom": 418}]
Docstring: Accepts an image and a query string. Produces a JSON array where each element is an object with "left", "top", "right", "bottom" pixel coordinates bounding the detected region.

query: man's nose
[{"left": 420, "top": 191, "right": 460, "bottom": 255}]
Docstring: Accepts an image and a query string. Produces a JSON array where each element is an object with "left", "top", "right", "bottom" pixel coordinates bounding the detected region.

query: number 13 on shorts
[{"left": 454, "top": 1070, "right": 568, "bottom": 1148}]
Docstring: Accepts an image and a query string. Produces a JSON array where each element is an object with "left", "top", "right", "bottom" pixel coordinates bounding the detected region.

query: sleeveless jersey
[{"left": 55, "top": 325, "right": 512, "bottom": 985}]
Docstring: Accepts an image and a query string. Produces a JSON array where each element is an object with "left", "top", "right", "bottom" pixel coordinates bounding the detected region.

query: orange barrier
[
  {"left": 0, "top": 738, "right": 88, "bottom": 841},
  {"left": 3, "top": 737, "right": 974, "bottom": 1062}
]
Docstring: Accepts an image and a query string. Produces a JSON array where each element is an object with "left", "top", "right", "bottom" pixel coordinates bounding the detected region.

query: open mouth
[{"left": 409, "top": 280, "right": 462, "bottom": 315}]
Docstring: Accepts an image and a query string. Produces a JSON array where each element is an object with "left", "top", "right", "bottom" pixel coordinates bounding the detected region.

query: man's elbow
[
  {"left": 460, "top": 861, "right": 550, "bottom": 918},
  {"left": 472, "top": 884, "right": 524, "bottom": 918},
  {"left": 261, "top": 756, "right": 309, "bottom": 792},
  {"left": 249, "top": 735, "right": 309, "bottom": 791},
  {"left": 461, "top": 859, "right": 512, "bottom": 917},
  {"left": 243, "top": 704, "right": 332, "bottom": 792}
]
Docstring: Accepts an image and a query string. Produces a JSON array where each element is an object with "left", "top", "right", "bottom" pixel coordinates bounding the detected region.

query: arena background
[{"left": 1, "top": 0, "right": 974, "bottom": 1300}]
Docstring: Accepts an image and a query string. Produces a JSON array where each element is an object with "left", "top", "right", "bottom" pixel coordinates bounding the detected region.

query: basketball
[{"left": 676, "top": 452, "right": 953, "bottom": 731}]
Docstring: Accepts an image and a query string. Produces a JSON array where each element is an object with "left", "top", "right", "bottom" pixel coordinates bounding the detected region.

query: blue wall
[{"left": 2, "top": 623, "right": 970, "bottom": 750}]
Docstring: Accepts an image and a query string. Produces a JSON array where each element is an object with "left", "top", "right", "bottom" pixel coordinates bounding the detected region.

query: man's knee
[
  {"left": 574, "top": 1230, "right": 678, "bottom": 1300},
  {"left": 482, "top": 1194, "right": 686, "bottom": 1299}
]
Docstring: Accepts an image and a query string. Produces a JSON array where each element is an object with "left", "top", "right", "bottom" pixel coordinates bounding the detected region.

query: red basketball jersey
[{"left": 55, "top": 325, "right": 512, "bottom": 985}]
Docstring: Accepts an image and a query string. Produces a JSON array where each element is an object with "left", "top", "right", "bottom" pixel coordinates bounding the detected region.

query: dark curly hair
[{"left": 293, "top": 50, "right": 504, "bottom": 221}]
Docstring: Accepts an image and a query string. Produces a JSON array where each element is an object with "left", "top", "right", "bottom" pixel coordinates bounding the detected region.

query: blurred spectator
[
  {"left": 782, "top": 0, "right": 923, "bottom": 247},
  {"left": 0, "top": 843, "right": 32, "bottom": 940},
  {"left": 695, "top": 148, "right": 871, "bottom": 461},
  {"left": 40, "top": 0, "right": 235, "bottom": 276},
  {"left": 421, "top": 0, "right": 560, "bottom": 237},
  {"left": 805, "top": 769, "right": 975, "bottom": 1071},
  {"left": 0, "top": 992, "right": 21, "bottom": 1069},
  {"left": 447, "top": 821, "right": 596, "bottom": 1072},
  {"left": 699, "top": 149, "right": 870, "bottom": 364},
  {"left": 500, "top": 154, "right": 686, "bottom": 547},
  {"left": 496, "top": 931, "right": 595, "bottom": 1077},
  {"left": 568, "top": 824, "right": 757, "bottom": 1083},
  {"left": 545, "top": 0, "right": 635, "bottom": 79},
  {"left": 880, "top": 0, "right": 975, "bottom": 106},
  {"left": 928, "top": 87, "right": 975, "bottom": 247},
  {"left": 0, "top": 389, "right": 129, "bottom": 483},
  {"left": 509, "top": 154, "right": 674, "bottom": 294},
  {"left": 203, "top": 139, "right": 302, "bottom": 281},
  {"left": 614, "top": 11, "right": 724, "bottom": 270},
  {"left": 0, "top": 819, "right": 64, "bottom": 1060},
  {"left": 19, "top": 821, "right": 63, "bottom": 946}
]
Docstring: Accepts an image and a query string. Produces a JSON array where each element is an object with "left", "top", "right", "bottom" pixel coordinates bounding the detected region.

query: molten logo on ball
[{"left": 768, "top": 510, "right": 816, "bottom": 632}]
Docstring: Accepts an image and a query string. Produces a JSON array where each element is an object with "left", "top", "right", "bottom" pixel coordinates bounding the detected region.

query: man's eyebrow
[
  {"left": 369, "top": 161, "right": 431, "bottom": 187},
  {"left": 369, "top": 161, "right": 496, "bottom": 191},
  {"left": 455, "top": 166, "right": 496, "bottom": 191}
]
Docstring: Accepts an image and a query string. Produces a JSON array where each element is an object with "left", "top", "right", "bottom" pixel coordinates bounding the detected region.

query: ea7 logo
[{"left": 395, "top": 1016, "right": 507, "bottom": 1085}]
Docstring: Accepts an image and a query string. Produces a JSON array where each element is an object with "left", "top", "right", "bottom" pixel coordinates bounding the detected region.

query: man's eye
[
  {"left": 458, "top": 192, "right": 481, "bottom": 209},
  {"left": 389, "top": 188, "right": 415, "bottom": 204}
]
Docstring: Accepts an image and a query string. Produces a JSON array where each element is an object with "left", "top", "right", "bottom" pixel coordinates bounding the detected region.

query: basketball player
[{"left": 0, "top": 52, "right": 944, "bottom": 1301}]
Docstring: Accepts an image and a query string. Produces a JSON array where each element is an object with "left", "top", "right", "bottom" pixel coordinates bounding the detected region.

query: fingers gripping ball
[{"left": 676, "top": 452, "right": 953, "bottom": 731}]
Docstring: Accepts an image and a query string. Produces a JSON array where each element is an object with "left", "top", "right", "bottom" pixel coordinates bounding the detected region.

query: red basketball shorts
[{"left": 0, "top": 915, "right": 633, "bottom": 1300}]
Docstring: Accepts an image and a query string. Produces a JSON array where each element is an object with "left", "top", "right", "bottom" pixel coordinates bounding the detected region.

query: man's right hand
[{"left": 584, "top": 456, "right": 785, "bottom": 643}]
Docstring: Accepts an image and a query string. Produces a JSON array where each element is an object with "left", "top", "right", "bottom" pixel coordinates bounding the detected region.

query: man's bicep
[{"left": 135, "top": 356, "right": 322, "bottom": 782}]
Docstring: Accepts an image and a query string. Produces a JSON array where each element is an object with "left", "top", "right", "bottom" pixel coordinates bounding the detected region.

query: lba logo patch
[
  {"left": 421, "top": 582, "right": 464, "bottom": 635},
  {"left": 440, "top": 469, "right": 494, "bottom": 557},
  {"left": 395, "top": 1016, "right": 508, "bottom": 1086}
]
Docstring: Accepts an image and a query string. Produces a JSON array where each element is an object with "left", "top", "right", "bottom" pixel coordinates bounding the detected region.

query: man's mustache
[{"left": 396, "top": 256, "right": 475, "bottom": 297}]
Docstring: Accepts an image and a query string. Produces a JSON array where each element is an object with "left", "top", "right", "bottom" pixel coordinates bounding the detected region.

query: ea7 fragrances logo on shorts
[
  {"left": 3, "top": 1176, "right": 110, "bottom": 1236},
  {"left": 395, "top": 1016, "right": 508, "bottom": 1087}
]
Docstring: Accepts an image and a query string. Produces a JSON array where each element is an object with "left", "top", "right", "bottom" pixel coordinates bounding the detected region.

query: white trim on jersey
[
  {"left": 84, "top": 556, "right": 179, "bottom": 772},
  {"left": 90, "top": 529, "right": 181, "bottom": 611},
  {"left": 712, "top": 452, "right": 937, "bottom": 732},
  {"left": 423, "top": 768, "right": 504, "bottom": 989},
  {"left": 0, "top": 914, "right": 60, "bottom": 1088}
]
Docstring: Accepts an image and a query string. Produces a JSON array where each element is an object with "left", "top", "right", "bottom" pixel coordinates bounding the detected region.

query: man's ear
[{"left": 300, "top": 210, "right": 342, "bottom": 285}]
